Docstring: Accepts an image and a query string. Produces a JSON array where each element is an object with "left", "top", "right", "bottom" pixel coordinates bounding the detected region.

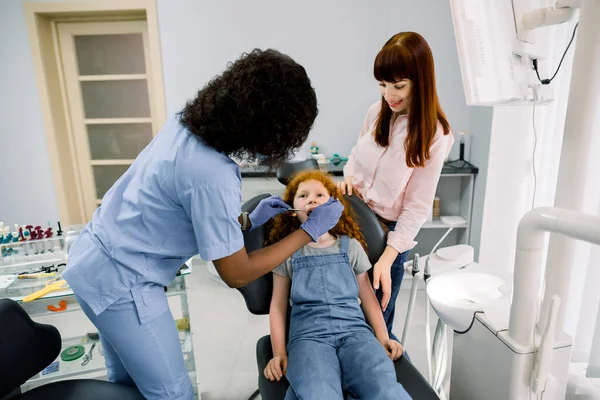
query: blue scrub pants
[{"left": 76, "top": 294, "right": 194, "bottom": 400}]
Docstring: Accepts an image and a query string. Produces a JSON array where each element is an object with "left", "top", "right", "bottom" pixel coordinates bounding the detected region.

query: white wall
[
  {"left": 2, "top": 0, "right": 474, "bottom": 229},
  {"left": 156, "top": 0, "right": 393, "bottom": 159},
  {"left": 0, "top": 0, "right": 60, "bottom": 226},
  {"left": 573, "top": 199, "right": 600, "bottom": 361},
  {"left": 387, "top": 0, "right": 489, "bottom": 257},
  {"left": 467, "top": 107, "right": 494, "bottom": 260},
  {"left": 388, "top": 0, "right": 470, "bottom": 144},
  {"left": 156, "top": 0, "right": 468, "bottom": 160}
]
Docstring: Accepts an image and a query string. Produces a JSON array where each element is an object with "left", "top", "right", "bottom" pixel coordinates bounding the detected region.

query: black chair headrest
[
  {"left": 0, "top": 299, "right": 62, "bottom": 398},
  {"left": 236, "top": 193, "right": 387, "bottom": 315},
  {"left": 275, "top": 159, "right": 319, "bottom": 186}
]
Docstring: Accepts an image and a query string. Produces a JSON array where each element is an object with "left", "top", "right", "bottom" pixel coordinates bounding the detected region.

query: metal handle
[{"left": 412, "top": 253, "right": 420, "bottom": 275}]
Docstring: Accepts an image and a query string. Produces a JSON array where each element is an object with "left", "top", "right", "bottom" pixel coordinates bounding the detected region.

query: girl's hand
[
  {"left": 264, "top": 353, "right": 288, "bottom": 382},
  {"left": 373, "top": 256, "right": 394, "bottom": 311},
  {"left": 337, "top": 176, "right": 355, "bottom": 196},
  {"left": 382, "top": 339, "right": 404, "bottom": 360}
]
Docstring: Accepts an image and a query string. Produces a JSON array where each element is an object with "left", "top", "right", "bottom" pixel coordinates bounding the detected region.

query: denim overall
[{"left": 284, "top": 236, "right": 412, "bottom": 400}]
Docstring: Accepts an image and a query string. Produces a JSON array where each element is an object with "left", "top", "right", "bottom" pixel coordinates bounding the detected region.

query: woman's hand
[
  {"left": 264, "top": 353, "right": 288, "bottom": 381},
  {"left": 337, "top": 176, "right": 355, "bottom": 196},
  {"left": 372, "top": 246, "right": 399, "bottom": 311},
  {"left": 248, "top": 196, "right": 290, "bottom": 229},
  {"left": 381, "top": 339, "right": 404, "bottom": 360}
]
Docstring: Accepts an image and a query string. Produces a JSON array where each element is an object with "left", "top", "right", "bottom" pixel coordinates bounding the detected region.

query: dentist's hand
[
  {"left": 248, "top": 196, "right": 290, "bottom": 230},
  {"left": 300, "top": 198, "right": 344, "bottom": 241}
]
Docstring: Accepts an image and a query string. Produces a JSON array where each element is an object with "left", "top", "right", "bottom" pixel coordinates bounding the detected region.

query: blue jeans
[
  {"left": 285, "top": 333, "right": 412, "bottom": 399},
  {"left": 374, "top": 221, "right": 409, "bottom": 342},
  {"left": 75, "top": 293, "right": 194, "bottom": 400}
]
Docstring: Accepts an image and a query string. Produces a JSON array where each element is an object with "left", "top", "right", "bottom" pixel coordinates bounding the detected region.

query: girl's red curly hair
[{"left": 266, "top": 170, "right": 367, "bottom": 251}]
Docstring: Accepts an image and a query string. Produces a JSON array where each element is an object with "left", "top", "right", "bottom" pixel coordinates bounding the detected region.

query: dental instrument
[{"left": 22, "top": 277, "right": 69, "bottom": 302}]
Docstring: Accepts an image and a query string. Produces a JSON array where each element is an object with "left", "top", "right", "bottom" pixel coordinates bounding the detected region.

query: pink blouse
[{"left": 343, "top": 101, "right": 454, "bottom": 253}]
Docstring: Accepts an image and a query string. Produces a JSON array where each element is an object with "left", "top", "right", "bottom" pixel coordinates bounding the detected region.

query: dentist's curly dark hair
[{"left": 179, "top": 49, "right": 318, "bottom": 165}]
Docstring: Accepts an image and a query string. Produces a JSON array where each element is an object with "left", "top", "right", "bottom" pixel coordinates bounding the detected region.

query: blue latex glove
[
  {"left": 300, "top": 197, "right": 344, "bottom": 241},
  {"left": 249, "top": 196, "right": 290, "bottom": 230}
]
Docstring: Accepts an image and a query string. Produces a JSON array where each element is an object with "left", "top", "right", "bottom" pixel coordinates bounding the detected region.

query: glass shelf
[
  {"left": 16, "top": 271, "right": 190, "bottom": 318},
  {"left": 8, "top": 266, "right": 191, "bottom": 304},
  {"left": 8, "top": 254, "right": 199, "bottom": 398},
  {"left": 26, "top": 330, "right": 195, "bottom": 387},
  {"left": 422, "top": 217, "right": 468, "bottom": 229},
  {"left": 0, "top": 255, "right": 66, "bottom": 275}
]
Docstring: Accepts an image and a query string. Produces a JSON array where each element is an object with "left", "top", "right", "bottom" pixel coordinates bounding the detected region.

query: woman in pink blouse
[{"left": 339, "top": 31, "right": 454, "bottom": 341}]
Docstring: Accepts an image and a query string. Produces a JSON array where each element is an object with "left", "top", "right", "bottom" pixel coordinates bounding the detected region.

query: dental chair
[
  {"left": 237, "top": 193, "right": 440, "bottom": 400},
  {"left": 275, "top": 159, "right": 319, "bottom": 185},
  {"left": 0, "top": 298, "right": 144, "bottom": 400}
]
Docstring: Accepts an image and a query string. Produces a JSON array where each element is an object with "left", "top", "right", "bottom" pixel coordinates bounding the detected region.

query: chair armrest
[
  {"left": 394, "top": 356, "right": 440, "bottom": 399},
  {"left": 256, "top": 335, "right": 289, "bottom": 399}
]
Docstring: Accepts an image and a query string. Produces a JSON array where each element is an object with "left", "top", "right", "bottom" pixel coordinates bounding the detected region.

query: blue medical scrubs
[{"left": 63, "top": 115, "right": 244, "bottom": 399}]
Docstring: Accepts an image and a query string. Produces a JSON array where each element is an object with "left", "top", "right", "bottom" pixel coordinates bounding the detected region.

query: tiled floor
[{"left": 30, "top": 258, "right": 450, "bottom": 399}]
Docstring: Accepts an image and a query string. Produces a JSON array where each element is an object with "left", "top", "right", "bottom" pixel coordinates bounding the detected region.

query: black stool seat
[{"left": 0, "top": 298, "right": 144, "bottom": 400}]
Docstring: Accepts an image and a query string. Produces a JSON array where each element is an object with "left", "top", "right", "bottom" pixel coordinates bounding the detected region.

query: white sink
[{"left": 426, "top": 267, "right": 512, "bottom": 332}]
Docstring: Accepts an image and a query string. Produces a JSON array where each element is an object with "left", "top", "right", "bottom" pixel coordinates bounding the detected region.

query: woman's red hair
[
  {"left": 374, "top": 31, "right": 451, "bottom": 168},
  {"left": 266, "top": 171, "right": 367, "bottom": 251}
]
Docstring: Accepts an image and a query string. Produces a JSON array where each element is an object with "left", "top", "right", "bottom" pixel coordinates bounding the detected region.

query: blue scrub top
[{"left": 63, "top": 115, "right": 244, "bottom": 323}]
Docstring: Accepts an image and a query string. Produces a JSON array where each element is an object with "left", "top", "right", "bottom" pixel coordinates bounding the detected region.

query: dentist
[
  {"left": 63, "top": 49, "right": 343, "bottom": 400},
  {"left": 338, "top": 32, "right": 454, "bottom": 341}
]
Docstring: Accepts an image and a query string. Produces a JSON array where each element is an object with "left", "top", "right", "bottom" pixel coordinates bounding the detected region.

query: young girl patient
[{"left": 264, "top": 171, "right": 412, "bottom": 399}]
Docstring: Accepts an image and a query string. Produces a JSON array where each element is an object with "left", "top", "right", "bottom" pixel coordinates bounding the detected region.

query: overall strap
[
  {"left": 339, "top": 235, "right": 350, "bottom": 254},
  {"left": 291, "top": 247, "right": 304, "bottom": 262}
]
